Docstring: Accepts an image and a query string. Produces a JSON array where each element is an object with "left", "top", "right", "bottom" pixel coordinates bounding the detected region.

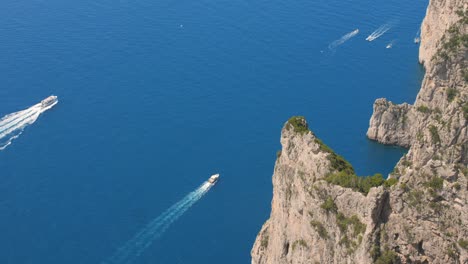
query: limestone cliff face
[
  {"left": 251, "top": 122, "right": 389, "bottom": 264},
  {"left": 365, "top": 0, "right": 468, "bottom": 261},
  {"left": 366, "top": 100, "right": 413, "bottom": 147},
  {"left": 419, "top": 0, "right": 467, "bottom": 68},
  {"left": 253, "top": 0, "right": 467, "bottom": 263}
]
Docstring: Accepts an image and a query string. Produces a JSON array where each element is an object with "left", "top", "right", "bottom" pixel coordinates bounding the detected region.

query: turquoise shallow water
[{"left": 0, "top": 0, "right": 425, "bottom": 263}]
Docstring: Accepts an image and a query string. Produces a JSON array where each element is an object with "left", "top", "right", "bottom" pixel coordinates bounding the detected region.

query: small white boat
[
  {"left": 208, "top": 174, "right": 219, "bottom": 184},
  {"left": 41, "top": 95, "right": 58, "bottom": 109},
  {"left": 414, "top": 37, "right": 420, "bottom": 43}
]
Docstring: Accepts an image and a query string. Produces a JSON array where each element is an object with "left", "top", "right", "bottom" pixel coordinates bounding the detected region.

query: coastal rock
[
  {"left": 251, "top": 120, "right": 386, "bottom": 264},
  {"left": 419, "top": 0, "right": 467, "bottom": 68},
  {"left": 366, "top": 99, "right": 413, "bottom": 147},
  {"left": 252, "top": 0, "right": 467, "bottom": 263}
]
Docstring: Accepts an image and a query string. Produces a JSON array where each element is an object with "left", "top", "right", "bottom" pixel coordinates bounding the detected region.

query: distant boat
[
  {"left": 386, "top": 43, "right": 392, "bottom": 49},
  {"left": 208, "top": 174, "right": 219, "bottom": 184},
  {"left": 40, "top": 95, "right": 58, "bottom": 111},
  {"left": 414, "top": 37, "right": 420, "bottom": 43}
]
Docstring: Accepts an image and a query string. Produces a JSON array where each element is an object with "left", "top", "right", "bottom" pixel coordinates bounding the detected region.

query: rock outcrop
[
  {"left": 251, "top": 119, "right": 393, "bottom": 264},
  {"left": 419, "top": 0, "right": 467, "bottom": 68},
  {"left": 252, "top": 0, "right": 467, "bottom": 263}
]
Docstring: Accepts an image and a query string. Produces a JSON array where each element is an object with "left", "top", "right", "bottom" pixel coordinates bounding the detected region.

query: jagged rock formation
[
  {"left": 419, "top": 0, "right": 467, "bottom": 68},
  {"left": 251, "top": 119, "right": 395, "bottom": 264},
  {"left": 252, "top": 0, "right": 467, "bottom": 263}
]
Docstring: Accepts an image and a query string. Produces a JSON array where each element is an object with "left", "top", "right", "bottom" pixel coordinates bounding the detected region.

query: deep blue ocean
[{"left": 0, "top": 0, "right": 426, "bottom": 263}]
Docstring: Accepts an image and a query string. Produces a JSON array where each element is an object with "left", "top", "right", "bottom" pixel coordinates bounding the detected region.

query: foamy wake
[
  {"left": 328, "top": 29, "right": 359, "bottom": 50},
  {"left": 0, "top": 103, "right": 45, "bottom": 150},
  {"left": 366, "top": 24, "right": 392, "bottom": 41},
  {"left": 102, "top": 181, "right": 213, "bottom": 264},
  {"left": 414, "top": 28, "right": 421, "bottom": 43}
]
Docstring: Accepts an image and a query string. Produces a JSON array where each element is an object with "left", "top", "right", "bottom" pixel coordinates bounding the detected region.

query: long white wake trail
[
  {"left": 103, "top": 181, "right": 213, "bottom": 264},
  {"left": 328, "top": 29, "right": 359, "bottom": 50},
  {"left": 0, "top": 103, "right": 44, "bottom": 150},
  {"left": 366, "top": 24, "right": 392, "bottom": 41}
]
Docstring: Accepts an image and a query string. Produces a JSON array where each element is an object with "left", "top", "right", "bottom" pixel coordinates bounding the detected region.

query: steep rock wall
[{"left": 253, "top": 0, "right": 467, "bottom": 263}]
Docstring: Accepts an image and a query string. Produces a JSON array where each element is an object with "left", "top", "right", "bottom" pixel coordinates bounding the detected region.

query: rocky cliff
[{"left": 252, "top": 0, "right": 467, "bottom": 263}]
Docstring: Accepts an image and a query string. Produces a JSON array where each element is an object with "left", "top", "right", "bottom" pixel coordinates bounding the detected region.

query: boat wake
[
  {"left": 0, "top": 101, "right": 52, "bottom": 150},
  {"left": 414, "top": 28, "right": 421, "bottom": 43},
  {"left": 102, "top": 181, "right": 213, "bottom": 264},
  {"left": 328, "top": 29, "right": 359, "bottom": 50},
  {"left": 366, "top": 23, "right": 392, "bottom": 41}
]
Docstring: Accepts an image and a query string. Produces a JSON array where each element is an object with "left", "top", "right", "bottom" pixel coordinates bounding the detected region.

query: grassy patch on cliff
[
  {"left": 314, "top": 138, "right": 355, "bottom": 175},
  {"left": 424, "top": 176, "right": 444, "bottom": 190},
  {"left": 459, "top": 239, "right": 468, "bottom": 249},
  {"left": 320, "top": 197, "right": 337, "bottom": 213},
  {"left": 429, "top": 125, "right": 441, "bottom": 144},
  {"left": 434, "top": 9, "right": 468, "bottom": 61},
  {"left": 335, "top": 212, "right": 366, "bottom": 253},
  {"left": 310, "top": 220, "right": 328, "bottom": 239},
  {"left": 374, "top": 250, "right": 400, "bottom": 264},
  {"left": 336, "top": 213, "right": 366, "bottom": 237},
  {"left": 416, "top": 105, "right": 431, "bottom": 114},
  {"left": 288, "top": 116, "right": 395, "bottom": 195},
  {"left": 287, "top": 116, "right": 309, "bottom": 135},
  {"left": 463, "top": 102, "right": 468, "bottom": 120},
  {"left": 260, "top": 235, "right": 269, "bottom": 248},
  {"left": 325, "top": 171, "right": 395, "bottom": 195},
  {"left": 259, "top": 228, "right": 270, "bottom": 249},
  {"left": 292, "top": 239, "right": 309, "bottom": 251},
  {"left": 288, "top": 115, "right": 355, "bottom": 175},
  {"left": 447, "top": 88, "right": 457, "bottom": 102},
  {"left": 316, "top": 135, "right": 396, "bottom": 194}
]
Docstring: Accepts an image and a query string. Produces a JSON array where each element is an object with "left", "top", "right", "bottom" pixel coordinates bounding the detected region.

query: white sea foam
[
  {"left": 366, "top": 24, "right": 392, "bottom": 41},
  {"left": 0, "top": 104, "right": 43, "bottom": 150},
  {"left": 0, "top": 99, "right": 57, "bottom": 150},
  {"left": 102, "top": 181, "right": 213, "bottom": 264},
  {"left": 328, "top": 29, "right": 359, "bottom": 50},
  {"left": 0, "top": 131, "right": 23, "bottom": 150},
  {"left": 414, "top": 28, "right": 421, "bottom": 43}
]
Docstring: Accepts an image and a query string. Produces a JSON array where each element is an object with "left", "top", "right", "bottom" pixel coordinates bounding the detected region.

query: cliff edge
[{"left": 252, "top": 0, "right": 467, "bottom": 263}]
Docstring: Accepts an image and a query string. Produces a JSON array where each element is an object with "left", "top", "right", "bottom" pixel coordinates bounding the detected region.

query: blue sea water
[{"left": 0, "top": 0, "right": 426, "bottom": 263}]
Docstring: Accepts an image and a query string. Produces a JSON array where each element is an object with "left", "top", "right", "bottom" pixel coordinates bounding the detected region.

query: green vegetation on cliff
[
  {"left": 310, "top": 220, "right": 328, "bottom": 239},
  {"left": 417, "top": 105, "right": 431, "bottom": 113},
  {"left": 336, "top": 212, "right": 366, "bottom": 253},
  {"left": 318, "top": 135, "right": 396, "bottom": 194},
  {"left": 459, "top": 239, "right": 468, "bottom": 249},
  {"left": 320, "top": 197, "right": 338, "bottom": 213},
  {"left": 424, "top": 176, "right": 444, "bottom": 190},
  {"left": 325, "top": 171, "right": 394, "bottom": 195},
  {"left": 447, "top": 88, "right": 457, "bottom": 102},
  {"left": 287, "top": 116, "right": 397, "bottom": 195},
  {"left": 434, "top": 9, "right": 468, "bottom": 61},
  {"left": 336, "top": 213, "right": 366, "bottom": 237},
  {"left": 429, "top": 125, "right": 441, "bottom": 144},
  {"left": 287, "top": 116, "right": 309, "bottom": 135},
  {"left": 374, "top": 250, "right": 400, "bottom": 264},
  {"left": 314, "top": 138, "right": 355, "bottom": 175},
  {"left": 292, "top": 239, "right": 309, "bottom": 250}
]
